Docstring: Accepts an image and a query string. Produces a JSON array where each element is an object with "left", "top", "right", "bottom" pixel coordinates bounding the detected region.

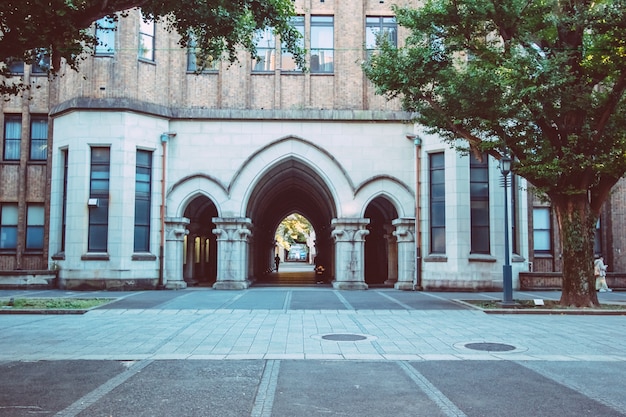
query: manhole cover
[
  {"left": 464, "top": 342, "right": 516, "bottom": 352},
  {"left": 321, "top": 334, "right": 368, "bottom": 342}
]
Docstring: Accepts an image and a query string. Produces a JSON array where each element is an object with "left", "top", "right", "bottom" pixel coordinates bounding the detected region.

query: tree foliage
[
  {"left": 275, "top": 213, "right": 312, "bottom": 252},
  {"left": 0, "top": 0, "right": 304, "bottom": 95},
  {"left": 363, "top": 0, "right": 626, "bottom": 306}
]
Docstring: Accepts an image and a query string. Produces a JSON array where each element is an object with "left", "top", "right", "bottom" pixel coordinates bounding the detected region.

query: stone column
[
  {"left": 212, "top": 217, "right": 253, "bottom": 290},
  {"left": 384, "top": 224, "right": 398, "bottom": 285},
  {"left": 164, "top": 217, "right": 190, "bottom": 289},
  {"left": 393, "top": 218, "right": 416, "bottom": 290},
  {"left": 331, "top": 218, "right": 370, "bottom": 290}
]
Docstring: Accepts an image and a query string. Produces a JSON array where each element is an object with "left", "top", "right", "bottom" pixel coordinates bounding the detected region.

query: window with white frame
[
  {"left": 138, "top": 12, "right": 155, "bottom": 61},
  {"left": 134, "top": 150, "right": 152, "bottom": 252},
  {"left": 187, "top": 35, "right": 218, "bottom": 72},
  {"left": 88, "top": 147, "right": 110, "bottom": 252},
  {"left": 470, "top": 154, "right": 490, "bottom": 254},
  {"left": 429, "top": 152, "right": 446, "bottom": 254}
]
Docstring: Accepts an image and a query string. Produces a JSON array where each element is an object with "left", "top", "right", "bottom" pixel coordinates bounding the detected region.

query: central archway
[{"left": 246, "top": 158, "right": 337, "bottom": 285}]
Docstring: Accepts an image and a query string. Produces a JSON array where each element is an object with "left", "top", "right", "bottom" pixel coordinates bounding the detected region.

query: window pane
[
  {"left": 27, "top": 205, "right": 44, "bottom": 226},
  {"left": 310, "top": 16, "right": 333, "bottom": 73},
  {"left": 26, "top": 227, "right": 44, "bottom": 250},
  {"left": 134, "top": 226, "right": 150, "bottom": 252},
  {"left": 134, "top": 199, "right": 150, "bottom": 225},
  {"left": 88, "top": 225, "right": 108, "bottom": 252},
  {"left": 281, "top": 16, "right": 304, "bottom": 71},
  {"left": 95, "top": 17, "right": 116, "bottom": 54},
  {"left": 2, "top": 205, "right": 18, "bottom": 225},
  {"left": 253, "top": 28, "right": 276, "bottom": 72},
  {"left": 431, "top": 201, "right": 446, "bottom": 226},
  {"left": 30, "top": 117, "right": 48, "bottom": 160},
  {"left": 0, "top": 226, "right": 17, "bottom": 249},
  {"left": 431, "top": 228, "right": 445, "bottom": 254},
  {"left": 533, "top": 208, "right": 550, "bottom": 229},
  {"left": 533, "top": 230, "right": 551, "bottom": 251},
  {"left": 4, "top": 116, "right": 21, "bottom": 161},
  {"left": 471, "top": 227, "right": 490, "bottom": 253}
]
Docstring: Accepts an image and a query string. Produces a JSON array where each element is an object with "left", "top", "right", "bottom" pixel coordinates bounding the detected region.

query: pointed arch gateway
[{"left": 247, "top": 158, "right": 337, "bottom": 285}]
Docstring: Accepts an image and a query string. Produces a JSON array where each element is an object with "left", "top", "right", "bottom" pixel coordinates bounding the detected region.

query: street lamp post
[{"left": 499, "top": 155, "right": 515, "bottom": 307}]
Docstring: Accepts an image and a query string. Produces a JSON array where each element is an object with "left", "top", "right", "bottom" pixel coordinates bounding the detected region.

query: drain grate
[
  {"left": 321, "top": 334, "right": 368, "bottom": 342},
  {"left": 464, "top": 342, "right": 516, "bottom": 352}
]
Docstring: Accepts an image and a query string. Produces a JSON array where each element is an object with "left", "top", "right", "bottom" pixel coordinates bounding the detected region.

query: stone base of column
[
  {"left": 384, "top": 278, "right": 398, "bottom": 286},
  {"left": 332, "top": 281, "right": 368, "bottom": 290},
  {"left": 213, "top": 280, "right": 251, "bottom": 290},
  {"left": 165, "top": 280, "right": 188, "bottom": 290},
  {"left": 394, "top": 281, "right": 416, "bottom": 291}
]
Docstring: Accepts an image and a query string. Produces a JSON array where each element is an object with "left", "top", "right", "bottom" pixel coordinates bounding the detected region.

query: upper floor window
[
  {"left": 95, "top": 17, "right": 116, "bottom": 55},
  {"left": 253, "top": 27, "right": 276, "bottom": 72},
  {"left": 365, "top": 16, "right": 397, "bottom": 58},
  {"left": 139, "top": 12, "right": 155, "bottom": 61},
  {"left": 187, "top": 35, "right": 218, "bottom": 72},
  {"left": 7, "top": 59, "right": 24, "bottom": 75},
  {"left": 30, "top": 116, "right": 48, "bottom": 161},
  {"left": 310, "top": 16, "right": 334, "bottom": 73},
  {"left": 470, "top": 154, "right": 490, "bottom": 254},
  {"left": 0, "top": 204, "right": 18, "bottom": 250},
  {"left": 281, "top": 16, "right": 304, "bottom": 72},
  {"left": 3, "top": 115, "right": 21, "bottom": 161}
]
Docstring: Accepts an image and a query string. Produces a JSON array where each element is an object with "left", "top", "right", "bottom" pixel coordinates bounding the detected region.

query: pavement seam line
[
  {"left": 282, "top": 291, "right": 292, "bottom": 312},
  {"left": 333, "top": 291, "right": 354, "bottom": 310},
  {"left": 516, "top": 361, "right": 626, "bottom": 415},
  {"left": 251, "top": 359, "right": 281, "bottom": 417},
  {"left": 376, "top": 290, "right": 415, "bottom": 309},
  {"left": 53, "top": 359, "right": 153, "bottom": 417},
  {"left": 397, "top": 361, "right": 468, "bottom": 417}
]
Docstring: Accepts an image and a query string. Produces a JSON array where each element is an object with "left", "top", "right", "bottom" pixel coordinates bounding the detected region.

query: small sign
[{"left": 533, "top": 299, "right": 545, "bottom": 306}]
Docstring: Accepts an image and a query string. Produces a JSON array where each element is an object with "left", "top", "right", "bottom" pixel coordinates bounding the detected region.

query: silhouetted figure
[{"left": 275, "top": 255, "right": 280, "bottom": 272}]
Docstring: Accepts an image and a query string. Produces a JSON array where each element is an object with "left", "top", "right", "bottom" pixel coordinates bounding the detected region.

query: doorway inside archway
[
  {"left": 364, "top": 197, "right": 399, "bottom": 286},
  {"left": 246, "top": 158, "right": 336, "bottom": 287},
  {"left": 182, "top": 195, "right": 218, "bottom": 286}
]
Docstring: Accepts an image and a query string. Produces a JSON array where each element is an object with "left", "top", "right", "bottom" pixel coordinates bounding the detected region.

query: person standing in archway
[{"left": 275, "top": 254, "right": 281, "bottom": 272}]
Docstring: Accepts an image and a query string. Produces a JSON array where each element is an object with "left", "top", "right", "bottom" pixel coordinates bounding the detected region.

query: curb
[{"left": 453, "top": 299, "right": 626, "bottom": 315}]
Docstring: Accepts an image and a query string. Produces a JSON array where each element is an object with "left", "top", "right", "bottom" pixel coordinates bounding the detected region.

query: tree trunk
[{"left": 551, "top": 193, "right": 599, "bottom": 307}]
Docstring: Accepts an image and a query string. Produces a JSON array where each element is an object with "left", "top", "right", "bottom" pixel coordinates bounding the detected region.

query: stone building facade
[{"left": 2, "top": 0, "right": 619, "bottom": 291}]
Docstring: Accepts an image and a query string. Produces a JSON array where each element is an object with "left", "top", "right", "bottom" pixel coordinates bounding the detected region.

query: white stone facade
[{"left": 48, "top": 107, "right": 528, "bottom": 291}]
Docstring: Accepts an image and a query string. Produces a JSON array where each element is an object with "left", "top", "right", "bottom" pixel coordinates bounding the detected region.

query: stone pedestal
[
  {"left": 392, "top": 218, "right": 416, "bottom": 290},
  {"left": 164, "top": 217, "right": 190, "bottom": 289},
  {"left": 212, "top": 217, "right": 253, "bottom": 290},
  {"left": 383, "top": 224, "right": 398, "bottom": 285},
  {"left": 331, "top": 218, "right": 370, "bottom": 290}
]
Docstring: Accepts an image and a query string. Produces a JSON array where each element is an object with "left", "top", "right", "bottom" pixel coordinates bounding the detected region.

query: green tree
[
  {"left": 363, "top": 0, "right": 626, "bottom": 307},
  {"left": 275, "top": 213, "right": 312, "bottom": 252},
  {"left": 0, "top": 0, "right": 303, "bottom": 95}
]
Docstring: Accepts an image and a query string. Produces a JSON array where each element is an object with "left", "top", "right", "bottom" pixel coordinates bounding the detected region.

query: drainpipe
[
  {"left": 407, "top": 134, "right": 422, "bottom": 290},
  {"left": 158, "top": 132, "right": 176, "bottom": 289}
]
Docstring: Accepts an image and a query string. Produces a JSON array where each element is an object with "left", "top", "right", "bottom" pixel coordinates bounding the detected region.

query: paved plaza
[{"left": 0, "top": 285, "right": 625, "bottom": 416}]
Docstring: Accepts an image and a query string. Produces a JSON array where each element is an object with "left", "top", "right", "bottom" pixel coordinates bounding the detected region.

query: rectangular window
[
  {"left": 310, "top": 16, "right": 334, "bottom": 73},
  {"left": 187, "top": 35, "right": 218, "bottom": 72},
  {"left": 365, "top": 16, "right": 397, "bottom": 58},
  {"left": 134, "top": 150, "right": 152, "bottom": 252},
  {"left": 281, "top": 16, "right": 304, "bottom": 72},
  {"left": 3, "top": 115, "right": 21, "bottom": 161},
  {"left": 253, "top": 27, "right": 276, "bottom": 72},
  {"left": 30, "top": 116, "right": 48, "bottom": 161},
  {"left": 88, "top": 147, "right": 110, "bottom": 252},
  {"left": 594, "top": 218, "right": 602, "bottom": 255},
  {"left": 138, "top": 12, "right": 155, "bottom": 61},
  {"left": 26, "top": 204, "right": 44, "bottom": 250},
  {"left": 7, "top": 59, "right": 24, "bottom": 74},
  {"left": 470, "top": 154, "right": 490, "bottom": 254},
  {"left": 31, "top": 49, "right": 50, "bottom": 73},
  {"left": 0, "top": 204, "right": 18, "bottom": 250},
  {"left": 61, "top": 149, "right": 68, "bottom": 251},
  {"left": 95, "top": 17, "right": 116, "bottom": 55},
  {"left": 533, "top": 207, "right": 551, "bottom": 253},
  {"left": 429, "top": 152, "right": 446, "bottom": 254}
]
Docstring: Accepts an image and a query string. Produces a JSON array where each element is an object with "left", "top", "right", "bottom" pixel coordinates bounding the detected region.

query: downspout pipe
[
  {"left": 158, "top": 132, "right": 176, "bottom": 289},
  {"left": 407, "top": 134, "right": 422, "bottom": 290}
]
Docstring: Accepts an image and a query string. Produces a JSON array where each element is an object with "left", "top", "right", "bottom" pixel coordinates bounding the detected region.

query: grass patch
[
  {"left": 463, "top": 299, "right": 626, "bottom": 310},
  {"left": 0, "top": 298, "right": 113, "bottom": 310}
]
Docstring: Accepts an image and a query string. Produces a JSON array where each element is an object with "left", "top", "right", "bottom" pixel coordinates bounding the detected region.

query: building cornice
[{"left": 50, "top": 97, "right": 414, "bottom": 122}]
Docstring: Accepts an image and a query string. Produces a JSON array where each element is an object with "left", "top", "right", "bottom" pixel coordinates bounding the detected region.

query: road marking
[
  {"left": 251, "top": 360, "right": 281, "bottom": 417},
  {"left": 397, "top": 361, "right": 468, "bottom": 417},
  {"left": 54, "top": 359, "right": 153, "bottom": 417}
]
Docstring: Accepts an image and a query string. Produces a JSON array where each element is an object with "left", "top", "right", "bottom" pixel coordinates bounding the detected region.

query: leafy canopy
[
  {"left": 0, "top": 0, "right": 304, "bottom": 95},
  {"left": 363, "top": 0, "right": 626, "bottom": 209}
]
